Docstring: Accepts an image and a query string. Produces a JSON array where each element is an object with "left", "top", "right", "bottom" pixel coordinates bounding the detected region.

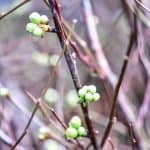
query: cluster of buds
[
  {"left": 78, "top": 85, "right": 100, "bottom": 106},
  {"left": 65, "top": 116, "right": 86, "bottom": 139},
  {"left": 26, "top": 12, "right": 55, "bottom": 37}
]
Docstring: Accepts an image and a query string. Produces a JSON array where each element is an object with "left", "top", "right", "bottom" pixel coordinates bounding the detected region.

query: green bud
[
  {"left": 85, "top": 92, "right": 93, "bottom": 102},
  {"left": 88, "top": 85, "right": 96, "bottom": 93},
  {"left": 65, "top": 127, "right": 78, "bottom": 139},
  {"left": 29, "top": 12, "right": 41, "bottom": 24},
  {"left": 26, "top": 23, "right": 37, "bottom": 33},
  {"left": 0, "top": 87, "right": 9, "bottom": 97},
  {"left": 38, "top": 126, "right": 49, "bottom": 140},
  {"left": 78, "top": 88, "right": 86, "bottom": 98},
  {"left": 66, "top": 90, "right": 79, "bottom": 108},
  {"left": 40, "top": 15, "right": 49, "bottom": 24},
  {"left": 49, "top": 54, "right": 59, "bottom": 67},
  {"left": 82, "top": 85, "right": 88, "bottom": 92},
  {"left": 44, "top": 140, "right": 59, "bottom": 150},
  {"left": 93, "top": 93, "right": 100, "bottom": 101},
  {"left": 44, "top": 88, "right": 59, "bottom": 104},
  {"left": 69, "top": 116, "right": 81, "bottom": 129},
  {"left": 33, "top": 27, "right": 44, "bottom": 37},
  {"left": 78, "top": 126, "right": 86, "bottom": 136}
]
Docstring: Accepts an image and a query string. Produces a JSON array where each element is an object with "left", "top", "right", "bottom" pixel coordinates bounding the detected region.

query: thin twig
[
  {"left": 100, "top": 15, "right": 136, "bottom": 148},
  {"left": 25, "top": 91, "right": 64, "bottom": 130},
  {"left": 10, "top": 102, "right": 39, "bottom": 150},
  {"left": 25, "top": 91, "right": 77, "bottom": 149},
  {"left": 108, "top": 137, "right": 117, "bottom": 150},
  {"left": 128, "top": 123, "right": 136, "bottom": 150},
  {"left": 42, "top": 101, "right": 67, "bottom": 129},
  {"left": 138, "top": 79, "right": 150, "bottom": 127},
  {"left": 0, "top": 0, "right": 31, "bottom": 20}
]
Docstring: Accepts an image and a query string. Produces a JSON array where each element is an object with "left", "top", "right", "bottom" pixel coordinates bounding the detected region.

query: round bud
[
  {"left": 78, "top": 88, "right": 86, "bottom": 98},
  {"left": 85, "top": 92, "right": 93, "bottom": 102},
  {"left": 33, "top": 27, "right": 44, "bottom": 37},
  {"left": 88, "top": 85, "right": 96, "bottom": 93},
  {"left": 26, "top": 23, "right": 37, "bottom": 33},
  {"left": 29, "top": 12, "right": 41, "bottom": 24},
  {"left": 78, "top": 126, "right": 86, "bottom": 136},
  {"left": 82, "top": 85, "right": 89, "bottom": 92},
  {"left": 69, "top": 116, "right": 81, "bottom": 129},
  {"left": 40, "top": 15, "right": 49, "bottom": 24},
  {"left": 65, "top": 127, "right": 78, "bottom": 139},
  {"left": 38, "top": 126, "right": 49, "bottom": 140},
  {"left": 44, "top": 88, "right": 59, "bottom": 104},
  {"left": 0, "top": 87, "right": 9, "bottom": 97},
  {"left": 66, "top": 90, "right": 79, "bottom": 108},
  {"left": 93, "top": 93, "right": 100, "bottom": 101},
  {"left": 49, "top": 54, "right": 59, "bottom": 66}
]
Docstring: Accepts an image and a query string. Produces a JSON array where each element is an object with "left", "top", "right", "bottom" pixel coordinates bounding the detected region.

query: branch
[
  {"left": 45, "top": 0, "right": 98, "bottom": 149},
  {"left": 0, "top": 129, "right": 12, "bottom": 147},
  {"left": 10, "top": 102, "right": 39, "bottom": 150},
  {"left": 137, "top": 79, "right": 150, "bottom": 127},
  {"left": 135, "top": 0, "right": 150, "bottom": 13},
  {"left": 100, "top": 16, "right": 136, "bottom": 148},
  {"left": 0, "top": 0, "right": 31, "bottom": 20},
  {"left": 128, "top": 123, "right": 136, "bottom": 150}
]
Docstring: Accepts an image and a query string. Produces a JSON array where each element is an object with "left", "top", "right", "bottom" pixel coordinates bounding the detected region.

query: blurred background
[{"left": 0, "top": 0, "right": 150, "bottom": 150}]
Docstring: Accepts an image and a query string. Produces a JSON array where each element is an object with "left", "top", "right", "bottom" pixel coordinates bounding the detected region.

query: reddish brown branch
[
  {"left": 10, "top": 102, "right": 39, "bottom": 150},
  {"left": 100, "top": 15, "right": 136, "bottom": 148},
  {"left": 128, "top": 123, "right": 136, "bottom": 150},
  {"left": 45, "top": 0, "right": 98, "bottom": 149},
  {"left": 135, "top": 0, "right": 150, "bottom": 13}
]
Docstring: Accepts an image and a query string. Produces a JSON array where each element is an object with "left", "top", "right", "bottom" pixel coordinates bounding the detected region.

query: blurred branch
[
  {"left": 128, "top": 123, "right": 136, "bottom": 150},
  {"left": 108, "top": 137, "right": 116, "bottom": 150},
  {"left": 0, "top": 129, "right": 13, "bottom": 147},
  {"left": 0, "top": 0, "right": 31, "bottom": 20},
  {"left": 135, "top": 0, "right": 150, "bottom": 13},
  {"left": 136, "top": 19, "right": 150, "bottom": 77},
  {"left": 138, "top": 79, "right": 150, "bottom": 127}
]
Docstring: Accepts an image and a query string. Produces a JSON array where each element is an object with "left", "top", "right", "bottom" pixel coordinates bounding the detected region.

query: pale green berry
[
  {"left": 26, "top": 23, "right": 37, "bottom": 33},
  {"left": 44, "top": 140, "right": 60, "bottom": 150},
  {"left": 78, "top": 126, "right": 86, "bottom": 136},
  {"left": 79, "top": 96, "right": 84, "bottom": 103},
  {"left": 49, "top": 54, "right": 59, "bottom": 67},
  {"left": 40, "top": 15, "right": 49, "bottom": 24},
  {"left": 29, "top": 12, "right": 41, "bottom": 24},
  {"left": 78, "top": 88, "right": 86, "bottom": 98},
  {"left": 0, "top": 87, "right": 9, "bottom": 97},
  {"left": 66, "top": 90, "right": 79, "bottom": 108},
  {"left": 33, "top": 27, "right": 44, "bottom": 37},
  {"left": 44, "top": 88, "right": 59, "bottom": 104},
  {"left": 65, "top": 127, "right": 78, "bottom": 139},
  {"left": 93, "top": 93, "right": 100, "bottom": 101},
  {"left": 69, "top": 116, "right": 81, "bottom": 129},
  {"left": 88, "top": 85, "right": 96, "bottom": 93},
  {"left": 82, "top": 85, "right": 89, "bottom": 92},
  {"left": 38, "top": 126, "right": 49, "bottom": 140},
  {"left": 85, "top": 92, "right": 93, "bottom": 102}
]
